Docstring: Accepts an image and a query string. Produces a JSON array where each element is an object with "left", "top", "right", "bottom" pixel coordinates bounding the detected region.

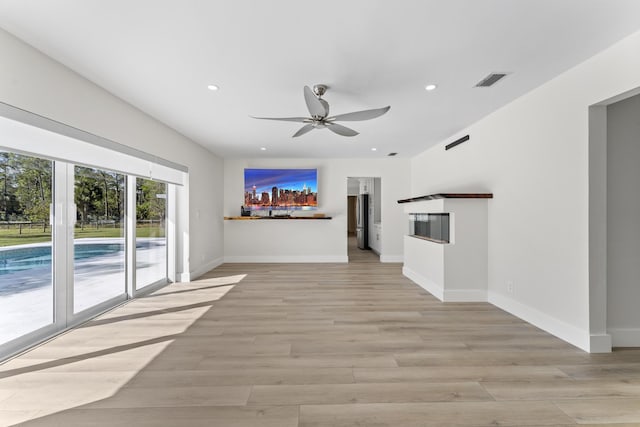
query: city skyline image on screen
[{"left": 244, "top": 168, "right": 318, "bottom": 210}]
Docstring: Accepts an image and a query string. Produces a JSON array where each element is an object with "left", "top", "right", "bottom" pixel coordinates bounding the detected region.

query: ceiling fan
[{"left": 251, "top": 85, "right": 390, "bottom": 137}]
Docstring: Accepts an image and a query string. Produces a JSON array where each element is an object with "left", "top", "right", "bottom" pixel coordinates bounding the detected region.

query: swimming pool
[
  {"left": 0, "top": 242, "right": 124, "bottom": 275},
  {"left": 0, "top": 239, "right": 167, "bottom": 344}
]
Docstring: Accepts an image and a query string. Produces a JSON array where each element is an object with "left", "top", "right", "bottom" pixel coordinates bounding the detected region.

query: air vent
[
  {"left": 387, "top": 152, "right": 398, "bottom": 157},
  {"left": 475, "top": 72, "right": 508, "bottom": 87},
  {"left": 445, "top": 135, "right": 470, "bottom": 151}
]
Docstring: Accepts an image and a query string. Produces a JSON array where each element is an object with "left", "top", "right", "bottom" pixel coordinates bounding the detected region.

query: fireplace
[{"left": 409, "top": 213, "right": 450, "bottom": 243}]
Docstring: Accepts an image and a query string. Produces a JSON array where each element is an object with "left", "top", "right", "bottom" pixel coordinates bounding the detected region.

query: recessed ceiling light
[
  {"left": 425, "top": 84, "right": 437, "bottom": 91},
  {"left": 260, "top": 147, "right": 267, "bottom": 151},
  {"left": 207, "top": 84, "right": 219, "bottom": 91},
  {"left": 371, "top": 148, "right": 377, "bottom": 151}
]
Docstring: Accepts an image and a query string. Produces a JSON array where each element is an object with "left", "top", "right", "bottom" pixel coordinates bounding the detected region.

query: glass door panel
[
  {"left": 136, "top": 178, "right": 167, "bottom": 289},
  {"left": 73, "top": 166, "right": 125, "bottom": 313},
  {"left": 0, "top": 152, "right": 54, "bottom": 345}
]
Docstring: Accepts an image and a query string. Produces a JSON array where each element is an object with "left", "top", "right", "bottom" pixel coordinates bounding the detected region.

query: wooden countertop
[
  {"left": 397, "top": 193, "right": 493, "bottom": 203},
  {"left": 224, "top": 216, "right": 332, "bottom": 220}
]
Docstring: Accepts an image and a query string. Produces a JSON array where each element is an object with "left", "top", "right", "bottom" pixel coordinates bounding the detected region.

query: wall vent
[
  {"left": 475, "top": 72, "right": 508, "bottom": 87},
  {"left": 445, "top": 135, "right": 470, "bottom": 151}
]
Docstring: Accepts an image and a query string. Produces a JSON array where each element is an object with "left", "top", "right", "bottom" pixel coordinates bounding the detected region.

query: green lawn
[
  {"left": 0, "top": 228, "right": 51, "bottom": 246},
  {"left": 0, "top": 226, "right": 165, "bottom": 247}
]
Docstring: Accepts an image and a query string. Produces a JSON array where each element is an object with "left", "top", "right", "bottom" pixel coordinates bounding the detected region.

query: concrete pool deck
[{"left": 0, "top": 238, "right": 167, "bottom": 345}]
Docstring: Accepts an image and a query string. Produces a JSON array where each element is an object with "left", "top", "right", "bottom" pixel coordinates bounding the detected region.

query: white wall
[
  {"left": 224, "top": 158, "right": 409, "bottom": 262},
  {"left": 373, "top": 177, "right": 382, "bottom": 223},
  {"left": 347, "top": 178, "right": 360, "bottom": 196},
  {"left": 607, "top": 93, "right": 640, "bottom": 346},
  {"left": 402, "top": 199, "right": 488, "bottom": 302},
  {"left": 0, "top": 28, "right": 224, "bottom": 280},
  {"left": 410, "top": 30, "right": 640, "bottom": 352}
]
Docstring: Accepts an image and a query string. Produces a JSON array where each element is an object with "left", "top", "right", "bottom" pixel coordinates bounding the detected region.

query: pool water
[{"left": 0, "top": 243, "right": 124, "bottom": 275}]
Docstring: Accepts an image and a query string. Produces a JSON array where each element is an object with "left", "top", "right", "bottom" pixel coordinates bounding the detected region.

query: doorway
[
  {"left": 347, "top": 196, "right": 357, "bottom": 236},
  {"left": 346, "top": 177, "right": 380, "bottom": 263},
  {"left": 589, "top": 88, "right": 640, "bottom": 351}
]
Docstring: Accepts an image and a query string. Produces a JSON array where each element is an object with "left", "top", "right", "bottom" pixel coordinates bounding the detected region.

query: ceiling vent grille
[{"left": 475, "top": 72, "right": 508, "bottom": 87}]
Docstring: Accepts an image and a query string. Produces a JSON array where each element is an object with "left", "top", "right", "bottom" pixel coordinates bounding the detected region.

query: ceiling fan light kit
[{"left": 252, "top": 84, "right": 390, "bottom": 138}]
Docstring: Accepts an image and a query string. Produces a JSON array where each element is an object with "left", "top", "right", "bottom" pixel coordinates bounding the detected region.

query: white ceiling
[{"left": 1, "top": 1, "right": 639, "bottom": 159}]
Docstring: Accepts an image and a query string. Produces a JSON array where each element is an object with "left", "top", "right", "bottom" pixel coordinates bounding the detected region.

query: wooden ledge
[
  {"left": 224, "top": 216, "right": 332, "bottom": 220},
  {"left": 397, "top": 193, "right": 493, "bottom": 203}
]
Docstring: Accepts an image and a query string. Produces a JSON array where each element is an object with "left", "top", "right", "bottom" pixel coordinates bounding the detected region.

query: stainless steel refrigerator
[{"left": 356, "top": 194, "right": 369, "bottom": 249}]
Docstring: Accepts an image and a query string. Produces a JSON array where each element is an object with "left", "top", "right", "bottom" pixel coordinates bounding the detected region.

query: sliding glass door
[
  {"left": 0, "top": 152, "right": 54, "bottom": 345},
  {"left": 0, "top": 155, "right": 175, "bottom": 354},
  {"left": 73, "top": 166, "right": 126, "bottom": 313},
  {"left": 0, "top": 105, "right": 180, "bottom": 361},
  {"left": 135, "top": 178, "right": 167, "bottom": 289}
]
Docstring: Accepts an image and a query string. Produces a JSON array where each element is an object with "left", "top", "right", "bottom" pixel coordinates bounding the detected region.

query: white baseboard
[
  {"left": 589, "top": 333, "right": 612, "bottom": 353},
  {"left": 443, "top": 289, "right": 488, "bottom": 302},
  {"left": 608, "top": 328, "right": 640, "bottom": 348},
  {"left": 380, "top": 254, "right": 403, "bottom": 263},
  {"left": 403, "top": 267, "right": 486, "bottom": 302},
  {"left": 224, "top": 255, "right": 348, "bottom": 263},
  {"left": 403, "top": 266, "right": 444, "bottom": 301},
  {"left": 488, "top": 291, "right": 590, "bottom": 352},
  {"left": 178, "top": 257, "right": 224, "bottom": 282}
]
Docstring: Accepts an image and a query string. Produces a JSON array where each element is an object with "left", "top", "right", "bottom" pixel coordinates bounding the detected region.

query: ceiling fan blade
[
  {"left": 329, "top": 106, "right": 391, "bottom": 122},
  {"left": 304, "top": 86, "right": 328, "bottom": 118},
  {"left": 251, "top": 116, "right": 309, "bottom": 122},
  {"left": 327, "top": 123, "right": 359, "bottom": 137},
  {"left": 292, "top": 124, "right": 315, "bottom": 138}
]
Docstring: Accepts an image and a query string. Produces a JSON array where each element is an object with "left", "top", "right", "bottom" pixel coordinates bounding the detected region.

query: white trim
[
  {"left": 4, "top": 295, "right": 132, "bottom": 364},
  {"left": 179, "top": 257, "right": 225, "bottom": 282},
  {"left": 126, "top": 175, "right": 136, "bottom": 298},
  {"left": 70, "top": 294, "right": 128, "bottom": 326},
  {"left": 189, "top": 257, "right": 225, "bottom": 281},
  {"left": 608, "top": 328, "right": 640, "bottom": 348},
  {"left": 53, "top": 162, "right": 70, "bottom": 329},
  {"left": 589, "top": 333, "right": 612, "bottom": 353},
  {"left": 0, "top": 296, "right": 129, "bottom": 363},
  {"left": 0, "top": 323, "right": 64, "bottom": 363},
  {"left": 0, "top": 101, "right": 188, "bottom": 173},
  {"left": 380, "top": 254, "right": 404, "bottom": 263},
  {"left": 167, "top": 185, "right": 177, "bottom": 283},
  {"left": 0, "top": 119, "right": 186, "bottom": 186},
  {"left": 134, "top": 279, "right": 171, "bottom": 298},
  {"left": 488, "top": 291, "right": 590, "bottom": 352},
  {"left": 403, "top": 266, "right": 486, "bottom": 302},
  {"left": 224, "top": 255, "right": 348, "bottom": 263},
  {"left": 403, "top": 266, "right": 444, "bottom": 301},
  {"left": 443, "top": 289, "right": 488, "bottom": 302},
  {"left": 588, "top": 104, "right": 609, "bottom": 350}
]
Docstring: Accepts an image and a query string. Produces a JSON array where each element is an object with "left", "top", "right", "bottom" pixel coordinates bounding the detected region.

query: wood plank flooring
[{"left": 1, "top": 238, "right": 640, "bottom": 426}]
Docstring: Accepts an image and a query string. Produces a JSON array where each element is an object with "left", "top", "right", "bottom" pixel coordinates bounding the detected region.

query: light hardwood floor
[
  {"left": 347, "top": 235, "right": 379, "bottom": 263},
  {"left": 1, "top": 241, "right": 640, "bottom": 426}
]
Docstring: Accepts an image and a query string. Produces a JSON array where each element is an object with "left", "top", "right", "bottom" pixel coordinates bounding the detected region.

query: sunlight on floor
[{"left": 0, "top": 274, "right": 243, "bottom": 425}]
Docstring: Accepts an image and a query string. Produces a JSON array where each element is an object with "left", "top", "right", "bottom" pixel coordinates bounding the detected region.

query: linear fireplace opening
[{"left": 409, "top": 213, "right": 450, "bottom": 243}]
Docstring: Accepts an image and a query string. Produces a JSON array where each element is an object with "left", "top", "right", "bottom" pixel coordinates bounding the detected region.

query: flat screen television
[{"left": 244, "top": 168, "right": 318, "bottom": 210}]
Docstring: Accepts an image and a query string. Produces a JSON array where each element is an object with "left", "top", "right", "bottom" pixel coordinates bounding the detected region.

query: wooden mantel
[
  {"left": 397, "top": 193, "right": 493, "bottom": 204},
  {"left": 224, "top": 216, "right": 332, "bottom": 220}
]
